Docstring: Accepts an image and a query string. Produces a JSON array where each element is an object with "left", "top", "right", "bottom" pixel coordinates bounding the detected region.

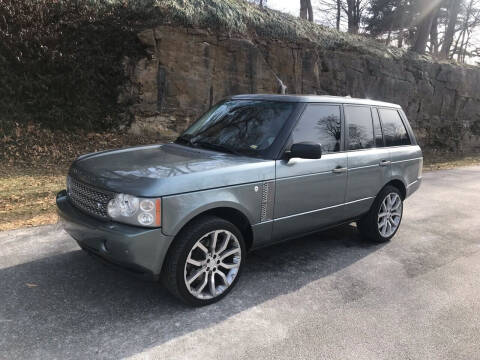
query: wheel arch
[
  {"left": 166, "top": 205, "right": 254, "bottom": 252},
  {"left": 384, "top": 178, "right": 407, "bottom": 199}
]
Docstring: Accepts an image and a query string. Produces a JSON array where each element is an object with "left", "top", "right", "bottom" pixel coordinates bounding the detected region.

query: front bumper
[{"left": 56, "top": 190, "right": 174, "bottom": 279}]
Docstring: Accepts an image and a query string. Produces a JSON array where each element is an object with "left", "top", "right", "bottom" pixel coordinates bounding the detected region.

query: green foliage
[{"left": 0, "top": 0, "right": 156, "bottom": 133}]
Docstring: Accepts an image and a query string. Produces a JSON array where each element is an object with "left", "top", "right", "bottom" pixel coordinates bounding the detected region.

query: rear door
[
  {"left": 344, "top": 105, "right": 391, "bottom": 219},
  {"left": 272, "top": 104, "right": 348, "bottom": 242},
  {"left": 378, "top": 107, "right": 422, "bottom": 190}
]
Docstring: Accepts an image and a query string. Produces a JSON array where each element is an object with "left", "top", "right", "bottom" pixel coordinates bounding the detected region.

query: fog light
[{"left": 138, "top": 212, "right": 154, "bottom": 225}]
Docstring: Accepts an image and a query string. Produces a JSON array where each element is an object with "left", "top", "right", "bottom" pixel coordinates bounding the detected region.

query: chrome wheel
[
  {"left": 184, "top": 230, "right": 241, "bottom": 300},
  {"left": 377, "top": 192, "right": 402, "bottom": 238}
]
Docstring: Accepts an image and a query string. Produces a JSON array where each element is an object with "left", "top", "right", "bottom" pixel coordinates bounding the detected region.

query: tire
[
  {"left": 357, "top": 185, "right": 404, "bottom": 243},
  {"left": 161, "top": 216, "right": 246, "bottom": 306}
]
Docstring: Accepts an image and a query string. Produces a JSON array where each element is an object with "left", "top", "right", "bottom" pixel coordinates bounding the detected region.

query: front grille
[{"left": 67, "top": 175, "right": 114, "bottom": 219}]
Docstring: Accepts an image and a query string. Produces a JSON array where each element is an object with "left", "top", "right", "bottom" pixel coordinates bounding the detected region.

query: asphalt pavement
[{"left": 0, "top": 166, "right": 479, "bottom": 359}]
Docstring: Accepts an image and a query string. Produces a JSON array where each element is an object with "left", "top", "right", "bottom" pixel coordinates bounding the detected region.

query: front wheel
[
  {"left": 162, "top": 216, "right": 245, "bottom": 306},
  {"left": 357, "top": 185, "right": 404, "bottom": 243}
]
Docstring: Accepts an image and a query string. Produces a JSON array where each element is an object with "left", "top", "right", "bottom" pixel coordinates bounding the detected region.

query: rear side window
[
  {"left": 344, "top": 106, "right": 375, "bottom": 150},
  {"left": 371, "top": 108, "right": 384, "bottom": 147},
  {"left": 378, "top": 108, "right": 411, "bottom": 146},
  {"left": 291, "top": 104, "right": 342, "bottom": 153}
]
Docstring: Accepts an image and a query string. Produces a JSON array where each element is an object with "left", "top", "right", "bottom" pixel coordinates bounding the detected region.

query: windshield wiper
[
  {"left": 175, "top": 135, "right": 195, "bottom": 147},
  {"left": 192, "top": 141, "right": 242, "bottom": 156}
]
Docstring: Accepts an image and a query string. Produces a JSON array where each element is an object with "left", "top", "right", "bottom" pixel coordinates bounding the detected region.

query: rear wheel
[
  {"left": 357, "top": 185, "right": 403, "bottom": 243},
  {"left": 162, "top": 216, "right": 245, "bottom": 306}
]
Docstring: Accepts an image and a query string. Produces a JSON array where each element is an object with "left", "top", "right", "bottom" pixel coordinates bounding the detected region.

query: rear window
[
  {"left": 344, "top": 106, "right": 375, "bottom": 150},
  {"left": 378, "top": 108, "right": 411, "bottom": 146}
]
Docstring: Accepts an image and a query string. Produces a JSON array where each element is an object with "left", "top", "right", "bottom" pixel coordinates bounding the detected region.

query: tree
[
  {"left": 429, "top": 5, "right": 441, "bottom": 56},
  {"left": 440, "top": 0, "right": 462, "bottom": 58},
  {"left": 336, "top": 0, "right": 342, "bottom": 29},
  {"left": 246, "top": 0, "right": 267, "bottom": 7},
  {"left": 412, "top": 0, "right": 442, "bottom": 54},
  {"left": 366, "top": 0, "right": 413, "bottom": 47},
  {"left": 300, "top": 0, "right": 314, "bottom": 22},
  {"left": 451, "top": 0, "right": 480, "bottom": 62},
  {"left": 317, "top": 0, "right": 343, "bottom": 29},
  {"left": 344, "top": 0, "right": 365, "bottom": 34}
]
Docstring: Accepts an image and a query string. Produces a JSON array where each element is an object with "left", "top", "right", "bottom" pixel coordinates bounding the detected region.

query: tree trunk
[
  {"left": 430, "top": 8, "right": 439, "bottom": 56},
  {"left": 306, "top": 0, "right": 314, "bottom": 22},
  {"left": 455, "top": 0, "right": 474, "bottom": 62},
  {"left": 440, "top": 0, "right": 462, "bottom": 59},
  {"left": 346, "top": 0, "right": 360, "bottom": 34},
  {"left": 412, "top": 0, "right": 440, "bottom": 54},
  {"left": 300, "top": 0, "right": 308, "bottom": 19},
  {"left": 398, "top": 30, "right": 404, "bottom": 48},
  {"left": 336, "top": 0, "right": 341, "bottom": 30}
]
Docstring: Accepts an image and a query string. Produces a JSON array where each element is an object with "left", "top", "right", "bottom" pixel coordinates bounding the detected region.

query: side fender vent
[{"left": 260, "top": 181, "right": 275, "bottom": 222}]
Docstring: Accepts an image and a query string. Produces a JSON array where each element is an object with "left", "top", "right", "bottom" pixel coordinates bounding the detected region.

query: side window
[
  {"left": 378, "top": 108, "right": 411, "bottom": 146},
  {"left": 344, "top": 105, "right": 375, "bottom": 150},
  {"left": 371, "top": 107, "right": 384, "bottom": 147},
  {"left": 291, "top": 104, "right": 342, "bottom": 153}
]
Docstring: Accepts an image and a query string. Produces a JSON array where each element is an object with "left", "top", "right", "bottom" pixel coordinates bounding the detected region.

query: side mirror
[{"left": 287, "top": 142, "right": 322, "bottom": 159}]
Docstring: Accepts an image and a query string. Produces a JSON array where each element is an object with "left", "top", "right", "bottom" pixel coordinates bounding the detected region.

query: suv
[{"left": 57, "top": 95, "right": 422, "bottom": 306}]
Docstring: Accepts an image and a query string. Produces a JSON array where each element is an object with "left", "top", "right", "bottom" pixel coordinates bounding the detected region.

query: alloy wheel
[
  {"left": 183, "top": 230, "right": 242, "bottom": 300},
  {"left": 377, "top": 192, "right": 403, "bottom": 238}
]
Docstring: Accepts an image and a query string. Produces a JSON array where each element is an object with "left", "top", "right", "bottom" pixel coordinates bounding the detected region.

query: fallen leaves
[{"left": 0, "top": 127, "right": 169, "bottom": 231}]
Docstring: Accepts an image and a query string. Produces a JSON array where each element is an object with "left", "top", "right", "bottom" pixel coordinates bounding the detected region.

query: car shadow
[{"left": 0, "top": 224, "right": 383, "bottom": 359}]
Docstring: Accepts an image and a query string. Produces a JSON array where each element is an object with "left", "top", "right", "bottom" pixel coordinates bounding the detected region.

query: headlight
[{"left": 107, "top": 193, "right": 161, "bottom": 227}]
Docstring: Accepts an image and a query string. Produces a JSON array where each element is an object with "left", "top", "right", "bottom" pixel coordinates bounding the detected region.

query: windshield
[{"left": 177, "top": 100, "right": 297, "bottom": 157}]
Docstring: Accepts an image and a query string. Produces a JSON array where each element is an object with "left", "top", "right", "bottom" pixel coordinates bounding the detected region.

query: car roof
[{"left": 229, "top": 94, "right": 401, "bottom": 108}]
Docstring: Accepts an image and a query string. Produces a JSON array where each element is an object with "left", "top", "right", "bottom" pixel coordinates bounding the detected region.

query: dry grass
[
  {"left": 423, "top": 153, "right": 480, "bottom": 171},
  {"left": 0, "top": 171, "right": 65, "bottom": 231}
]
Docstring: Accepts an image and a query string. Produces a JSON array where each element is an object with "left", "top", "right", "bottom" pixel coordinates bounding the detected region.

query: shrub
[{"left": 0, "top": 0, "right": 157, "bottom": 134}]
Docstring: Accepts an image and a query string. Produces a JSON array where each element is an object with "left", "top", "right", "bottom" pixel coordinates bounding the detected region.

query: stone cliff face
[{"left": 129, "top": 25, "right": 480, "bottom": 152}]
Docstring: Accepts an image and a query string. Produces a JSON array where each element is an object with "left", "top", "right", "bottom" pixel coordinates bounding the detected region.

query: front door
[{"left": 272, "top": 104, "right": 348, "bottom": 242}]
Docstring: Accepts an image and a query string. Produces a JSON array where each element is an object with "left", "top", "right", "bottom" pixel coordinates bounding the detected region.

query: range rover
[{"left": 57, "top": 95, "right": 422, "bottom": 306}]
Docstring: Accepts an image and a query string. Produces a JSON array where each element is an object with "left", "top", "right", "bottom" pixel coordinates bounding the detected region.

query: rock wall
[{"left": 129, "top": 25, "right": 480, "bottom": 152}]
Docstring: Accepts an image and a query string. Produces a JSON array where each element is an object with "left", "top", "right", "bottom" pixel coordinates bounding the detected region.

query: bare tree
[
  {"left": 451, "top": 0, "right": 480, "bottom": 62},
  {"left": 246, "top": 0, "right": 267, "bottom": 7},
  {"left": 440, "top": 0, "right": 462, "bottom": 58},
  {"left": 344, "top": 0, "right": 364, "bottom": 34},
  {"left": 430, "top": 6, "right": 440, "bottom": 56},
  {"left": 300, "top": 0, "right": 314, "bottom": 22},
  {"left": 316, "top": 0, "right": 343, "bottom": 29},
  {"left": 336, "top": 0, "right": 342, "bottom": 30}
]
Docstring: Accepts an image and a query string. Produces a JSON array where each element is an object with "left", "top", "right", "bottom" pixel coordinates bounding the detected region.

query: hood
[{"left": 70, "top": 143, "right": 275, "bottom": 197}]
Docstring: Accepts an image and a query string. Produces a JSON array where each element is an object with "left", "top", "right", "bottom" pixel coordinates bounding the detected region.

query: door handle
[
  {"left": 332, "top": 167, "right": 347, "bottom": 174},
  {"left": 379, "top": 160, "right": 391, "bottom": 167}
]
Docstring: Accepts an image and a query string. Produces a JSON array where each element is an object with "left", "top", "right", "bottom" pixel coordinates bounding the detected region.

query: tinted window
[
  {"left": 291, "top": 104, "right": 342, "bottom": 153},
  {"left": 371, "top": 108, "right": 384, "bottom": 147},
  {"left": 180, "top": 100, "right": 296, "bottom": 156},
  {"left": 345, "top": 106, "right": 375, "bottom": 150},
  {"left": 378, "top": 108, "right": 411, "bottom": 146}
]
